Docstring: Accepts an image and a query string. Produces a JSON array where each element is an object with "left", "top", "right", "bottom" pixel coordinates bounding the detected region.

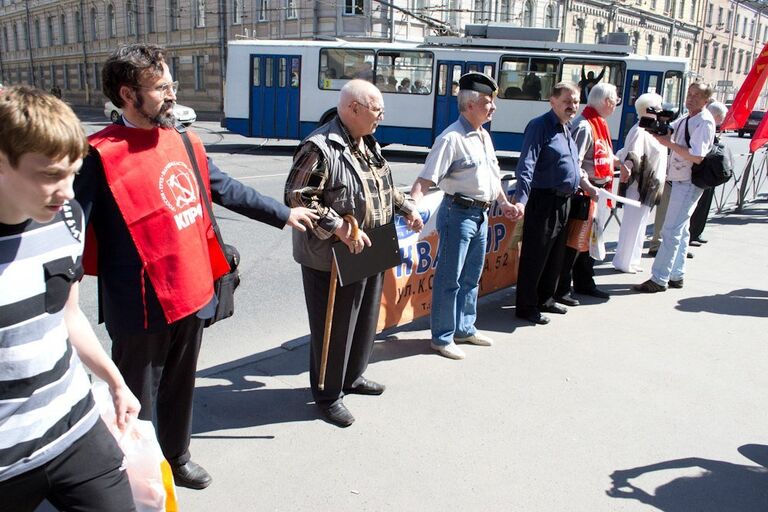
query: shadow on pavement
[
  {"left": 606, "top": 444, "right": 768, "bottom": 511},
  {"left": 675, "top": 288, "right": 768, "bottom": 317}
]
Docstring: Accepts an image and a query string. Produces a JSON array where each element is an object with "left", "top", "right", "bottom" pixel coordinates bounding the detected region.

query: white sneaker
[
  {"left": 430, "top": 342, "right": 466, "bottom": 360},
  {"left": 454, "top": 332, "right": 494, "bottom": 346}
]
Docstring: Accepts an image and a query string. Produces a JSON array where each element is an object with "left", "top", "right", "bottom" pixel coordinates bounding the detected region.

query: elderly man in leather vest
[{"left": 285, "top": 80, "right": 423, "bottom": 428}]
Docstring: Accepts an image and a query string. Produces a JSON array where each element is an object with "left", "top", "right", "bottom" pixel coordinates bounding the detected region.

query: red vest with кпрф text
[{"left": 86, "top": 125, "right": 230, "bottom": 324}]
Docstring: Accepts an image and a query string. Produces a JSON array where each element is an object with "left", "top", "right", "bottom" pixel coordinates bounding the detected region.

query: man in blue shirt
[{"left": 510, "top": 82, "right": 597, "bottom": 325}]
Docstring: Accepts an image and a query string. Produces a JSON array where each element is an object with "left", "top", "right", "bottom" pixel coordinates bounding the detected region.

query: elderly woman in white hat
[{"left": 613, "top": 93, "right": 668, "bottom": 273}]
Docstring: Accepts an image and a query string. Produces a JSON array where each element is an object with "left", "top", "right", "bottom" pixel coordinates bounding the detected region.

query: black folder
[{"left": 331, "top": 222, "right": 401, "bottom": 287}]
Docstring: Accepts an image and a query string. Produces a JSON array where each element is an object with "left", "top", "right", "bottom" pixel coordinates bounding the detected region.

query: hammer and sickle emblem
[{"left": 166, "top": 172, "right": 197, "bottom": 208}]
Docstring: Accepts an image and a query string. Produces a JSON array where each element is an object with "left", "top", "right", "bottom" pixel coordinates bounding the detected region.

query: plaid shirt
[{"left": 285, "top": 119, "right": 413, "bottom": 239}]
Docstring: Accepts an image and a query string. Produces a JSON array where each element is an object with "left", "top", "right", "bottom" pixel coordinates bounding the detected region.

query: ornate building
[{"left": 1, "top": 0, "right": 767, "bottom": 110}]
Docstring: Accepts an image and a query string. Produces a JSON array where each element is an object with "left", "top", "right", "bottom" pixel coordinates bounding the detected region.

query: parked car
[
  {"left": 739, "top": 109, "right": 765, "bottom": 137},
  {"left": 103, "top": 101, "right": 196, "bottom": 126}
]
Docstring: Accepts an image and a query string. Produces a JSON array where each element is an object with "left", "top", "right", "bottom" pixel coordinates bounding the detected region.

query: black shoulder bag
[
  {"left": 178, "top": 128, "right": 241, "bottom": 327},
  {"left": 684, "top": 119, "right": 733, "bottom": 190}
]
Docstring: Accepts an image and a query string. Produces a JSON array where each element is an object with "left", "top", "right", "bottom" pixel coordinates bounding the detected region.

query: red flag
[
  {"left": 750, "top": 114, "right": 768, "bottom": 152},
  {"left": 720, "top": 42, "right": 768, "bottom": 131}
]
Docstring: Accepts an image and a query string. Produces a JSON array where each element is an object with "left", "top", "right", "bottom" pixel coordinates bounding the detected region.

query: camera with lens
[{"left": 638, "top": 106, "right": 677, "bottom": 136}]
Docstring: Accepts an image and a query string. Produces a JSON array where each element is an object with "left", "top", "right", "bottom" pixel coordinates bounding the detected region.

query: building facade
[{"left": 1, "top": 0, "right": 767, "bottom": 111}]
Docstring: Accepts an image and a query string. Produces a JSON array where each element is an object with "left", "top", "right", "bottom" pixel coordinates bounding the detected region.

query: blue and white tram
[{"left": 223, "top": 33, "right": 689, "bottom": 151}]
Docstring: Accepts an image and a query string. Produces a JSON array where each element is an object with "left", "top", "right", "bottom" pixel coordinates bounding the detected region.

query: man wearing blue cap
[{"left": 411, "top": 72, "right": 516, "bottom": 360}]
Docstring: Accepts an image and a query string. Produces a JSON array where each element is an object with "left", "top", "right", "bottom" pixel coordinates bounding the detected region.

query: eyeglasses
[
  {"left": 137, "top": 81, "right": 179, "bottom": 95},
  {"left": 356, "top": 101, "right": 385, "bottom": 118}
]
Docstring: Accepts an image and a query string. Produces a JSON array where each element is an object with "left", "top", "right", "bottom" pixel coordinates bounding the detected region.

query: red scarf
[
  {"left": 85, "top": 125, "right": 230, "bottom": 325},
  {"left": 581, "top": 106, "right": 614, "bottom": 181}
]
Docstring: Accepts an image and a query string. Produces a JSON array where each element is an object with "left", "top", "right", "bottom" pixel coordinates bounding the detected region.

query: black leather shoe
[
  {"left": 648, "top": 248, "right": 658, "bottom": 257},
  {"left": 516, "top": 312, "right": 550, "bottom": 325},
  {"left": 540, "top": 302, "right": 567, "bottom": 314},
  {"left": 693, "top": 237, "right": 708, "bottom": 244},
  {"left": 668, "top": 278, "right": 684, "bottom": 289},
  {"left": 689, "top": 240, "right": 702, "bottom": 247},
  {"left": 555, "top": 294, "right": 580, "bottom": 307},
  {"left": 319, "top": 402, "right": 355, "bottom": 428},
  {"left": 577, "top": 287, "right": 610, "bottom": 299},
  {"left": 344, "top": 377, "right": 385, "bottom": 396},
  {"left": 687, "top": 252, "right": 694, "bottom": 259},
  {"left": 171, "top": 460, "right": 212, "bottom": 490}
]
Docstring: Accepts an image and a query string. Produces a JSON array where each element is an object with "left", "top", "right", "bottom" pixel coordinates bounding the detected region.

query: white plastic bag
[
  {"left": 92, "top": 383, "right": 178, "bottom": 512},
  {"left": 589, "top": 192, "right": 609, "bottom": 261}
]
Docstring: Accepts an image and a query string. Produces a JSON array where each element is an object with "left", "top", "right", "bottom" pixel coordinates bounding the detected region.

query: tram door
[
  {"left": 250, "top": 54, "right": 301, "bottom": 138},
  {"left": 433, "top": 61, "right": 496, "bottom": 142},
  {"left": 618, "top": 70, "right": 664, "bottom": 144}
]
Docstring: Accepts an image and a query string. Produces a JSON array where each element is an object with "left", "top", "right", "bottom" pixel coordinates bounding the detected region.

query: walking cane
[{"left": 318, "top": 214, "right": 360, "bottom": 391}]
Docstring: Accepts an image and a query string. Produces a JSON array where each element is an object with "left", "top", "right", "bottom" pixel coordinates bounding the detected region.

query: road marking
[{"left": 239, "top": 173, "right": 289, "bottom": 180}]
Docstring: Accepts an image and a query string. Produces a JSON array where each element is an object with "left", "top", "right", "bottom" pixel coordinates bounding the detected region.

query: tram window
[
  {"left": 498, "top": 57, "right": 558, "bottom": 101},
  {"left": 265, "top": 58, "right": 273, "bottom": 87},
  {"left": 291, "top": 57, "right": 300, "bottom": 88},
  {"left": 437, "top": 64, "right": 448, "bottom": 96},
  {"left": 318, "top": 48, "right": 374, "bottom": 90},
  {"left": 561, "top": 59, "right": 625, "bottom": 104},
  {"left": 662, "top": 70, "right": 683, "bottom": 110},
  {"left": 252, "top": 58, "right": 260, "bottom": 87},
  {"left": 627, "top": 73, "right": 640, "bottom": 106},
  {"left": 278, "top": 58, "right": 287, "bottom": 88},
  {"left": 376, "top": 50, "right": 433, "bottom": 94},
  {"left": 451, "top": 65, "right": 461, "bottom": 96}
]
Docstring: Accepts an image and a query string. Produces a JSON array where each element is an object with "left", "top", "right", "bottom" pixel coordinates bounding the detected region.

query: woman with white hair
[{"left": 612, "top": 92, "right": 668, "bottom": 273}]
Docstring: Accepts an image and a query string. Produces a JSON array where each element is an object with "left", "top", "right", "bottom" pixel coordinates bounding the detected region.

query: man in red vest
[{"left": 75, "top": 44, "right": 317, "bottom": 490}]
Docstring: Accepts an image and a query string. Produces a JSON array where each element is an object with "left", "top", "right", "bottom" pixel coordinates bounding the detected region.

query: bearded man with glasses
[{"left": 74, "top": 43, "right": 317, "bottom": 490}]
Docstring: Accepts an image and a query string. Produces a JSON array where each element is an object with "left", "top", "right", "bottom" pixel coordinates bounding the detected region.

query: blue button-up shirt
[{"left": 514, "top": 109, "right": 581, "bottom": 205}]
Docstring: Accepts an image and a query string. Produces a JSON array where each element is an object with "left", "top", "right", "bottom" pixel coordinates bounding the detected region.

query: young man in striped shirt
[{"left": 0, "top": 86, "right": 140, "bottom": 511}]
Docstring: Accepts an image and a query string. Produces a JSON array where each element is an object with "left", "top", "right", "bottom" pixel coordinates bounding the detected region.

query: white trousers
[{"left": 613, "top": 184, "right": 652, "bottom": 273}]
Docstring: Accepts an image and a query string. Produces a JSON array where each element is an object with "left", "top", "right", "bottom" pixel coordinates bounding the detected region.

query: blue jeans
[
  {"left": 651, "top": 180, "right": 703, "bottom": 285},
  {"left": 430, "top": 195, "right": 488, "bottom": 346}
]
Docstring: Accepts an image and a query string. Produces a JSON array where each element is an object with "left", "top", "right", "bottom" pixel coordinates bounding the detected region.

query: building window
[
  {"left": 147, "top": 0, "right": 155, "bottom": 33},
  {"left": 720, "top": 46, "right": 728, "bottom": 70},
  {"left": 34, "top": 18, "right": 41, "bottom": 48},
  {"left": 170, "top": 56, "right": 179, "bottom": 79},
  {"left": 690, "top": 0, "right": 696, "bottom": 20},
  {"left": 60, "top": 14, "right": 67, "bottom": 44},
  {"left": 127, "top": 0, "right": 137, "bottom": 35},
  {"left": 523, "top": 0, "right": 534, "bottom": 27},
  {"left": 575, "top": 18, "right": 584, "bottom": 43},
  {"left": 717, "top": 7, "right": 723, "bottom": 26},
  {"left": 12, "top": 23, "right": 18, "bottom": 51},
  {"left": 664, "top": 0, "right": 671, "bottom": 13},
  {"left": 632, "top": 31, "right": 640, "bottom": 53},
  {"left": 195, "top": 0, "right": 206, "bottom": 27},
  {"left": 750, "top": 19, "right": 755, "bottom": 39},
  {"left": 701, "top": 42, "right": 708, "bottom": 67},
  {"left": 742, "top": 17, "right": 747, "bottom": 37},
  {"left": 499, "top": 0, "right": 511, "bottom": 22},
  {"left": 50, "top": 63, "right": 56, "bottom": 86},
  {"left": 738, "top": 50, "right": 744, "bottom": 73},
  {"left": 660, "top": 37, "right": 667, "bottom": 55},
  {"left": 286, "top": 0, "right": 297, "bottom": 19},
  {"left": 63, "top": 63, "right": 69, "bottom": 89},
  {"left": 545, "top": 4, "right": 556, "bottom": 28},
  {"left": 674, "top": 40, "right": 681, "bottom": 56},
  {"left": 75, "top": 10, "right": 82, "bottom": 43},
  {"left": 730, "top": 48, "right": 736, "bottom": 71},
  {"left": 2, "top": 27, "right": 8, "bottom": 53},
  {"left": 595, "top": 22, "right": 604, "bottom": 44},
  {"left": 259, "top": 0, "right": 268, "bottom": 21},
  {"left": 94, "top": 62, "right": 101, "bottom": 89},
  {"left": 233, "top": 0, "right": 243, "bottom": 24},
  {"left": 745, "top": 54, "right": 752, "bottom": 73},
  {"left": 21, "top": 21, "right": 27, "bottom": 50},
  {"left": 47, "top": 16, "right": 54, "bottom": 45},
  {"left": 678, "top": 0, "right": 684, "bottom": 18},
  {"left": 712, "top": 44, "right": 719, "bottom": 68},
  {"left": 473, "top": 0, "right": 485, "bottom": 23},
  {"left": 170, "top": 0, "right": 180, "bottom": 30},
  {"left": 78, "top": 63, "right": 86, "bottom": 89},
  {"left": 194, "top": 56, "right": 205, "bottom": 90},
  {"left": 107, "top": 4, "right": 116, "bottom": 37},
  {"left": 685, "top": 43, "right": 691, "bottom": 58},
  {"left": 706, "top": 4, "right": 713, "bottom": 25},
  {"left": 344, "top": 0, "right": 364, "bottom": 15},
  {"left": 90, "top": 8, "right": 98, "bottom": 40}
]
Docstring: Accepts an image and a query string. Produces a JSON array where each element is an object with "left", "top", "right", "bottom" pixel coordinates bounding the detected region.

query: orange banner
[
  {"left": 720, "top": 42, "right": 768, "bottom": 131},
  {"left": 378, "top": 190, "right": 522, "bottom": 331}
]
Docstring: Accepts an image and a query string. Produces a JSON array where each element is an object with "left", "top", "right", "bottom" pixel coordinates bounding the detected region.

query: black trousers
[
  {"left": 515, "top": 189, "right": 571, "bottom": 316},
  {"left": 301, "top": 266, "right": 383, "bottom": 406},
  {"left": 690, "top": 186, "right": 715, "bottom": 241},
  {"left": 556, "top": 247, "right": 596, "bottom": 296},
  {"left": 0, "top": 419, "right": 135, "bottom": 512},
  {"left": 109, "top": 313, "right": 204, "bottom": 466}
]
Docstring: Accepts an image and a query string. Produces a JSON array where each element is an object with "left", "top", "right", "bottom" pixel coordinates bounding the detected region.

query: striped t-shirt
[{"left": 0, "top": 200, "right": 98, "bottom": 482}]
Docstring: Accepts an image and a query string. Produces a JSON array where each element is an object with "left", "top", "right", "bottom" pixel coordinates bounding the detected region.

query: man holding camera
[{"left": 635, "top": 82, "right": 716, "bottom": 293}]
